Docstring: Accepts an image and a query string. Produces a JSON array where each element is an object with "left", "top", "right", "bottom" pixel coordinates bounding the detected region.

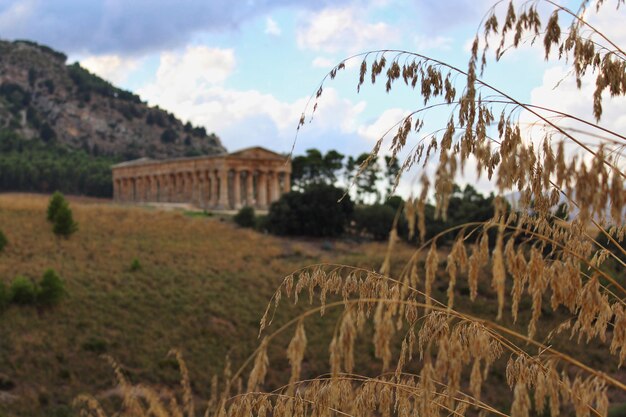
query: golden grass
[{"left": 0, "top": 193, "right": 414, "bottom": 416}]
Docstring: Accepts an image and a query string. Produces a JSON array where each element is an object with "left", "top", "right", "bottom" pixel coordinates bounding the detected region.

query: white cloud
[
  {"left": 414, "top": 35, "right": 452, "bottom": 52},
  {"left": 357, "top": 108, "right": 409, "bottom": 143},
  {"left": 138, "top": 46, "right": 235, "bottom": 106},
  {"left": 296, "top": 7, "right": 397, "bottom": 54},
  {"left": 312, "top": 56, "right": 336, "bottom": 68},
  {"left": 137, "top": 46, "right": 371, "bottom": 152},
  {"left": 528, "top": 66, "right": 626, "bottom": 144},
  {"left": 79, "top": 54, "right": 142, "bottom": 85},
  {"left": 264, "top": 17, "right": 281, "bottom": 36}
]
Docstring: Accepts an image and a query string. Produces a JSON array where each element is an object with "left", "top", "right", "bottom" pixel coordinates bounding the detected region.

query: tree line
[
  {"left": 0, "top": 129, "right": 114, "bottom": 197},
  {"left": 238, "top": 147, "right": 497, "bottom": 242},
  {"left": 291, "top": 148, "right": 399, "bottom": 204}
]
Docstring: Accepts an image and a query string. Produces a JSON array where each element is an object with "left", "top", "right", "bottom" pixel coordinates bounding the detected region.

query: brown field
[
  {"left": 0, "top": 193, "right": 417, "bottom": 416},
  {"left": 0, "top": 193, "right": 623, "bottom": 416}
]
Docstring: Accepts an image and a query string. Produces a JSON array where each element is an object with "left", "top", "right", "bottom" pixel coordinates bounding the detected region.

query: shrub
[
  {"left": 353, "top": 204, "right": 396, "bottom": 240},
  {"left": 266, "top": 184, "right": 354, "bottom": 237},
  {"left": 0, "top": 281, "right": 8, "bottom": 312},
  {"left": 47, "top": 191, "right": 66, "bottom": 222},
  {"left": 129, "top": 258, "right": 142, "bottom": 272},
  {"left": 160, "top": 128, "right": 178, "bottom": 144},
  {"left": 38, "top": 269, "right": 65, "bottom": 306},
  {"left": 52, "top": 202, "right": 78, "bottom": 238},
  {"left": 234, "top": 206, "right": 256, "bottom": 228},
  {"left": 10, "top": 276, "right": 37, "bottom": 305},
  {"left": 0, "top": 230, "right": 7, "bottom": 252},
  {"left": 81, "top": 337, "right": 108, "bottom": 354}
]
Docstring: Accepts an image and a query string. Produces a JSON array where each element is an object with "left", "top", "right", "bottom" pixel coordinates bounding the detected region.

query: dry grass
[{"left": 0, "top": 193, "right": 418, "bottom": 416}]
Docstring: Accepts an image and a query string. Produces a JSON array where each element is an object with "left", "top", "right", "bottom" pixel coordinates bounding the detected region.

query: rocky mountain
[{"left": 0, "top": 39, "right": 226, "bottom": 160}]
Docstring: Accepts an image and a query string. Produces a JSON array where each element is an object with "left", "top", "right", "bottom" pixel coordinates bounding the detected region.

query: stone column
[
  {"left": 211, "top": 171, "right": 219, "bottom": 208},
  {"left": 119, "top": 179, "right": 125, "bottom": 202},
  {"left": 282, "top": 172, "right": 291, "bottom": 194},
  {"left": 193, "top": 172, "right": 204, "bottom": 207},
  {"left": 246, "top": 171, "right": 254, "bottom": 207},
  {"left": 218, "top": 169, "right": 229, "bottom": 209},
  {"left": 130, "top": 177, "right": 136, "bottom": 202},
  {"left": 183, "top": 172, "right": 190, "bottom": 202},
  {"left": 134, "top": 177, "right": 141, "bottom": 202},
  {"left": 270, "top": 171, "right": 280, "bottom": 203},
  {"left": 113, "top": 179, "right": 120, "bottom": 201},
  {"left": 203, "top": 172, "right": 211, "bottom": 209},
  {"left": 160, "top": 175, "right": 168, "bottom": 202},
  {"left": 169, "top": 174, "right": 176, "bottom": 202},
  {"left": 187, "top": 172, "right": 198, "bottom": 204},
  {"left": 177, "top": 173, "right": 185, "bottom": 202},
  {"left": 151, "top": 176, "right": 158, "bottom": 202},
  {"left": 123, "top": 178, "right": 129, "bottom": 202},
  {"left": 257, "top": 171, "right": 268, "bottom": 209},
  {"left": 233, "top": 169, "right": 242, "bottom": 209}
]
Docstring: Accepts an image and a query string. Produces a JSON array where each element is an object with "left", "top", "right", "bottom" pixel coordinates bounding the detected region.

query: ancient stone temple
[{"left": 111, "top": 147, "right": 291, "bottom": 210}]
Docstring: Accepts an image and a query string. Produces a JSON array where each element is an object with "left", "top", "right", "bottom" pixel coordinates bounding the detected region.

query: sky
[{"left": 0, "top": 0, "right": 623, "bottom": 194}]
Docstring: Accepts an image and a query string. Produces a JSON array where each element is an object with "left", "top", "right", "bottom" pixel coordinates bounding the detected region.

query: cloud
[
  {"left": 78, "top": 54, "right": 143, "bottom": 85},
  {"left": 296, "top": 6, "right": 397, "bottom": 54},
  {"left": 138, "top": 46, "right": 236, "bottom": 103},
  {"left": 528, "top": 66, "right": 626, "bottom": 144},
  {"left": 414, "top": 35, "right": 453, "bottom": 52},
  {"left": 0, "top": 0, "right": 349, "bottom": 55},
  {"left": 357, "top": 108, "right": 410, "bottom": 143},
  {"left": 312, "top": 56, "right": 336, "bottom": 68},
  {"left": 264, "top": 17, "right": 281, "bottom": 36},
  {"left": 136, "top": 46, "right": 371, "bottom": 153}
]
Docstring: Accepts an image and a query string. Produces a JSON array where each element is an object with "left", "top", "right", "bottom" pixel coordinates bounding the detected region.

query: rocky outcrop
[{"left": 0, "top": 40, "right": 227, "bottom": 159}]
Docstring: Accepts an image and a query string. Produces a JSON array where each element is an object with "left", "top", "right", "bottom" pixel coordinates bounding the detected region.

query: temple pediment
[{"left": 228, "top": 147, "right": 287, "bottom": 161}]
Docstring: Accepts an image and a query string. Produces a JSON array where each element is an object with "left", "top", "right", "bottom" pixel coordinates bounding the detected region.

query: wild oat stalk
[{"left": 76, "top": 1, "right": 625, "bottom": 416}]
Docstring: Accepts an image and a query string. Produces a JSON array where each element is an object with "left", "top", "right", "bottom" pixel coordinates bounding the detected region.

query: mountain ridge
[{"left": 0, "top": 39, "right": 227, "bottom": 161}]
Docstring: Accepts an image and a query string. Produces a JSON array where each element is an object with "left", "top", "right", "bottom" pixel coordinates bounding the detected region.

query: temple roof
[{"left": 111, "top": 146, "right": 287, "bottom": 169}]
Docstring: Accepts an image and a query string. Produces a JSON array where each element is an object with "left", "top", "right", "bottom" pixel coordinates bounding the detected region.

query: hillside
[
  {"left": 0, "top": 194, "right": 624, "bottom": 417},
  {"left": 0, "top": 40, "right": 226, "bottom": 160},
  {"left": 0, "top": 194, "right": 418, "bottom": 416},
  {"left": 0, "top": 40, "right": 228, "bottom": 198}
]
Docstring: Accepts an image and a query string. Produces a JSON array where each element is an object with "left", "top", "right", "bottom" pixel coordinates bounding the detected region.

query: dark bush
[
  {"left": 0, "top": 230, "right": 7, "bottom": 252},
  {"left": 160, "top": 128, "right": 178, "bottom": 144},
  {"left": 47, "top": 191, "right": 66, "bottom": 222},
  {"left": 10, "top": 276, "right": 37, "bottom": 305},
  {"left": 0, "top": 281, "right": 9, "bottom": 312},
  {"left": 52, "top": 202, "right": 78, "bottom": 238},
  {"left": 130, "top": 258, "right": 142, "bottom": 272},
  {"left": 39, "top": 123, "right": 56, "bottom": 143},
  {"left": 266, "top": 184, "right": 353, "bottom": 237},
  {"left": 234, "top": 206, "right": 256, "bottom": 228},
  {"left": 38, "top": 269, "right": 65, "bottom": 306},
  {"left": 82, "top": 337, "right": 108, "bottom": 354},
  {"left": 354, "top": 204, "right": 397, "bottom": 240}
]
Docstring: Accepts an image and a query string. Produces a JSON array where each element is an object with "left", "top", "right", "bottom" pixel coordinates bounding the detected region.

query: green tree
[
  {"left": 10, "top": 276, "right": 37, "bottom": 305},
  {"left": 52, "top": 202, "right": 78, "bottom": 238},
  {"left": 346, "top": 153, "right": 381, "bottom": 204},
  {"left": 383, "top": 155, "right": 400, "bottom": 199},
  {"left": 234, "top": 206, "right": 256, "bottom": 228},
  {"left": 47, "top": 191, "right": 66, "bottom": 222},
  {"left": 38, "top": 269, "right": 65, "bottom": 306},
  {"left": 266, "top": 184, "right": 353, "bottom": 237},
  {"left": 0, "top": 230, "right": 7, "bottom": 252},
  {"left": 0, "top": 281, "right": 8, "bottom": 312},
  {"left": 354, "top": 204, "right": 397, "bottom": 240},
  {"left": 291, "top": 148, "right": 345, "bottom": 189}
]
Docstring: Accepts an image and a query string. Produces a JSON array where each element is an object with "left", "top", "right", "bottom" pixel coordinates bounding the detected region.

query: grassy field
[
  {"left": 0, "top": 193, "right": 624, "bottom": 416},
  {"left": 0, "top": 193, "right": 419, "bottom": 416}
]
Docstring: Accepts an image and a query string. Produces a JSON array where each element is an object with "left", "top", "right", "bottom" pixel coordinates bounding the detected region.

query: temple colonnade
[{"left": 111, "top": 147, "right": 291, "bottom": 210}]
